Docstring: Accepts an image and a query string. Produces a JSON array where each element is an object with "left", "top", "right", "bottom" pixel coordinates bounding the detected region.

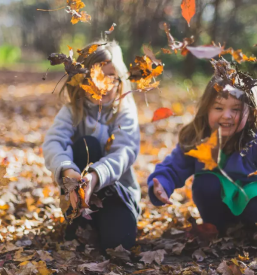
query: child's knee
[{"left": 192, "top": 174, "right": 222, "bottom": 201}]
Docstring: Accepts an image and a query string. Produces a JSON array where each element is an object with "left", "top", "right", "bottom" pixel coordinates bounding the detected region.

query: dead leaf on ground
[{"left": 139, "top": 249, "right": 166, "bottom": 265}]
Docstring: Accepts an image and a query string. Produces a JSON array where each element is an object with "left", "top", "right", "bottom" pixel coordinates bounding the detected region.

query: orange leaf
[
  {"left": 80, "top": 80, "right": 104, "bottom": 101},
  {"left": 91, "top": 63, "right": 114, "bottom": 92},
  {"left": 181, "top": 0, "right": 196, "bottom": 27},
  {"left": 213, "top": 83, "right": 223, "bottom": 93},
  {"left": 137, "top": 78, "right": 159, "bottom": 90},
  {"left": 161, "top": 48, "right": 172, "bottom": 54},
  {"left": 105, "top": 23, "right": 117, "bottom": 35},
  {"left": 71, "top": 11, "right": 91, "bottom": 24},
  {"left": 67, "top": 74, "right": 85, "bottom": 86},
  {"left": 67, "top": 0, "right": 85, "bottom": 11},
  {"left": 151, "top": 107, "right": 174, "bottom": 122},
  {"left": 78, "top": 187, "right": 89, "bottom": 208},
  {"left": 185, "top": 130, "right": 218, "bottom": 170},
  {"left": 105, "top": 134, "right": 115, "bottom": 152},
  {"left": 248, "top": 170, "right": 257, "bottom": 177}
]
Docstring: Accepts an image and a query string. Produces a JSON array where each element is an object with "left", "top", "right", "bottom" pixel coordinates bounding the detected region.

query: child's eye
[
  {"left": 232, "top": 109, "right": 241, "bottom": 112},
  {"left": 215, "top": 107, "right": 222, "bottom": 110}
]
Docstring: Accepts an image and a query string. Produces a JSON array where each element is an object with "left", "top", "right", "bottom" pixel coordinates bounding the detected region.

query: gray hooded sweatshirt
[{"left": 42, "top": 94, "right": 141, "bottom": 205}]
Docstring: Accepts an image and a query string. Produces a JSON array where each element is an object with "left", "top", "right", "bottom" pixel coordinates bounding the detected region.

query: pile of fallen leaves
[{"left": 0, "top": 74, "right": 257, "bottom": 274}]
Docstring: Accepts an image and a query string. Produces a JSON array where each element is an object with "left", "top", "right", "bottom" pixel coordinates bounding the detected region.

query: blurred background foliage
[{"left": 0, "top": 0, "right": 257, "bottom": 81}]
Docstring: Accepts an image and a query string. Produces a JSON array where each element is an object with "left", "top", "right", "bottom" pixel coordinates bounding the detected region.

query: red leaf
[
  {"left": 181, "top": 0, "right": 196, "bottom": 27},
  {"left": 151, "top": 108, "right": 174, "bottom": 122}
]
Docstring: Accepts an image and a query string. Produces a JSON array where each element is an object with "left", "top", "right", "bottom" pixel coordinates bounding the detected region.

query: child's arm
[
  {"left": 147, "top": 144, "right": 195, "bottom": 206},
  {"left": 42, "top": 105, "right": 80, "bottom": 186},
  {"left": 90, "top": 104, "right": 140, "bottom": 192}
]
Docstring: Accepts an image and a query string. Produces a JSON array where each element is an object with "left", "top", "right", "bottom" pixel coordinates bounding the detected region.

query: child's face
[
  {"left": 86, "top": 62, "right": 119, "bottom": 104},
  {"left": 208, "top": 95, "right": 249, "bottom": 136}
]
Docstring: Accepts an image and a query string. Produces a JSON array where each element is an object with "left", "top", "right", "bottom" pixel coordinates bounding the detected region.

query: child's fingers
[{"left": 82, "top": 173, "right": 92, "bottom": 183}]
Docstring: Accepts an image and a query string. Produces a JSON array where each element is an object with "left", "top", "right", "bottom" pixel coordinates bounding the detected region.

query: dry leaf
[
  {"left": 105, "top": 134, "right": 115, "bottom": 152},
  {"left": 139, "top": 249, "right": 166, "bottom": 265},
  {"left": 192, "top": 249, "right": 207, "bottom": 262},
  {"left": 77, "top": 260, "right": 110, "bottom": 272},
  {"left": 185, "top": 130, "right": 218, "bottom": 170},
  {"left": 105, "top": 23, "right": 117, "bottom": 35},
  {"left": 67, "top": 74, "right": 85, "bottom": 86},
  {"left": 187, "top": 45, "right": 223, "bottom": 59},
  {"left": 106, "top": 245, "right": 131, "bottom": 262},
  {"left": 181, "top": 0, "right": 196, "bottom": 27},
  {"left": 151, "top": 108, "right": 174, "bottom": 122}
]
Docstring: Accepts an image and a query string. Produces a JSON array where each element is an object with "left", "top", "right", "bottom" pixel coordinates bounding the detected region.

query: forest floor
[{"left": 0, "top": 71, "right": 257, "bottom": 275}]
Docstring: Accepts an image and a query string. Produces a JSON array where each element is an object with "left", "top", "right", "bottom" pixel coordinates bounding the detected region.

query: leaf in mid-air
[
  {"left": 151, "top": 107, "right": 174, "bottom": 122},
  {"left": 181, "top": 0, "right": 196, "bottom": 27},
  {"left": 67, "top": 74, "right": 85, "bottom": 86},
  {"left": 105, "top": 23, "right": 117, "bottom": 35},
  {"left": 185, "top": 130, "right": 218, "bottom": 170},
  {"left": 187, "top": 45, "right": 223, "bottom": 59},
  {"left": 163, "top": 23, "right": 194, "bottom": 54}
]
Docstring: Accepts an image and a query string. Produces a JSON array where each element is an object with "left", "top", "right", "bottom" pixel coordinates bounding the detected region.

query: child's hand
[
  {"left": 153, "top": 178, "right": 172, "bottom": 205},
  {"left": 82, "top": 171, "right": 99, "bottom": 205},
  {"left": 62, "top": 169, "right": 81, "bottom": 209},
  {"left": 62, "top": 168, "right": 81, "bottom": 180}
]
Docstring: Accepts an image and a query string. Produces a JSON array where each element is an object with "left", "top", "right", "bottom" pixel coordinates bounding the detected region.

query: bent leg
[
  {"left": 192, "top": 174, "right": 238, "bottom": 230},
  {"left": 240, "top": 197, "right": 257, "bottom": 225},
  {"left": 92, "top": 195, "right": 137, "bottom": 251}
]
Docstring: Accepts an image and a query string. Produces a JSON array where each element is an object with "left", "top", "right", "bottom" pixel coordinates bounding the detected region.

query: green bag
[{"left": 195, "top": 151, "right": 257, "bottom": 216}]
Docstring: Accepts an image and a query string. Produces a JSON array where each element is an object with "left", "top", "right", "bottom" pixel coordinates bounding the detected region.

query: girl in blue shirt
[{"left": 148, "top": 58, "right": 257, "bottom": 230}]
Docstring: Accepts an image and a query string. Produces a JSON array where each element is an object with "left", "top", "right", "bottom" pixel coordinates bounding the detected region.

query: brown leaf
[
  {"left": 77, "top": 260, "right": 110, "bottom": 273},
  {"left": 139, "top": 249, "right": 166, "bottom": 265},
  {"left": 105, "top": 23, "right": 117, "bottom": 35},
  {"left": 192, "top": 249, "right": 207, "bottom": 262},
  {"left": 106, "top": 245, "right": 131, "bottom": 262}
]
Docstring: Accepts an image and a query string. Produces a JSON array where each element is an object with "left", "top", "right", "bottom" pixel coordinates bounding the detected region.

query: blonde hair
[{"left": 61, "top": 40, "right": 131, "bottom": 125}]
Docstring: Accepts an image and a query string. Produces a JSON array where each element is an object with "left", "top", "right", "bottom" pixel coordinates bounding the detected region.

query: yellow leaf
[
  {"left": 67, "top": 0, "right": 85, "bottom": 11},
  {"left": 105, "top": 134, "right": 115, "bottom": 152},
  {"left": 67, "top": 74, "right": 85, "bottom": 86},
  {"left": 91, "top": 63, "right": 114, "bottom": 92},
  {"left": 185, "top": 130, "right": 218, "bottom": 170}
]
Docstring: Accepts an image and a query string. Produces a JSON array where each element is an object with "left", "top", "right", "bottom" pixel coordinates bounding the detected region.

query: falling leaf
[
  {"left": 105, "top": 23, "right": 117, "bottom": 35},
  {"left": 80, "top": 80, "right": 103, "bottom": 101},
  {"left": 67, "top": 0, "right": 85, "bottom": 10},
  {"left": 77, "top": 43, "right": 106, "bottom": 58},
  {"left": 143, "top": 45, "right": 162, "bottom": 66},
  {"left": 77, "top": 260, "right": 110, "bottom": 273},
  {"left": 106, "top": 245, "right": 131, "bottom": 262},
  {"left": 161, "top": 48, "right": 172, "bottom": 54},
  {"left": 67, "top": 74, "right": 85, "bottom": 86},
  {"left": 163, "top": 23, "right": 194, "bottom": 53},
  {"left": 185, "top": 130, "right": 218, "bottom": 170},
  {"left": 214, "top": 83, "right": 223, "bottom": 93},
  {"left": 187, "top": 45, "right": 223, "bottom": 59},
  {"left": 70, "top": 10, "right": 91, "bottom": 24},
  {"left": 137, "top": 78, "right": 159, "bottom": 90},
  {"left": 105, "top": 134, "right": 115, "bottom": 152},
  {"left": 223, "top": 84, "right": 244, "bottom": 99},
  {"left": 181, "top": 0, "right": 196, "bottom": 27},
  {"left": 129, "top": 55, "right": 163, "bottom": 82},
  {"left": 139, "top": 250, "right": 166, "bottom": 265},
  {"left": 91, "top": 63, "right": 115, "bottom": 92},
  {"left": 151, "top": 107, "right": 174, "bottom": 122},
  {"left": 221, "top": 47, "right": 257, "bottom": 63}
]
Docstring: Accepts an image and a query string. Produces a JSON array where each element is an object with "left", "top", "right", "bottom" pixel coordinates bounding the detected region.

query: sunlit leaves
[
  {"left": 185, "top": 130, "right": 218, "bottom": 170},
  {"left": 105, "top": 23, "right": 117, "bottom": 35},
  {"left": 163, "top": 23, "right": 194, "bottom": 54},
  {"left": 221, "top": 47, "right": 257, "bottom": 63},
  {"left": 80, "top": 63, "right": 115, "bottom": 101},
  {"left": 66, "top": 0, "right": 91, "bottom": 25}
]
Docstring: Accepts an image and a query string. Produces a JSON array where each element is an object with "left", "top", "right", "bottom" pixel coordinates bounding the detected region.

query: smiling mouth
[{"left": 219, "top": 123, "right": 234, "bottom": 128}]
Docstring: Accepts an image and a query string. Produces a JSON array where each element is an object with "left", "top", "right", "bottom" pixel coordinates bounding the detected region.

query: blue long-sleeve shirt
[{"left": 147, "top": 142, "right": 257, "bottom": 206}]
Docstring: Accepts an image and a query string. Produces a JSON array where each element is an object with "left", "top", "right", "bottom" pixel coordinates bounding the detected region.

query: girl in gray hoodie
[{"left": 43, "top": 41, "right": 140, "bottom": 251}]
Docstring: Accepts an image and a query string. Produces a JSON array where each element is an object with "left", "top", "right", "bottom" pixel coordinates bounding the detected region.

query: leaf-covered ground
[{"left": 0, "top": 72, "right": 257, "bottom": 275}]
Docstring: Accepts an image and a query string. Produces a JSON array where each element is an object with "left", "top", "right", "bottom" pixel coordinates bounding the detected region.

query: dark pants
[
  {"left": 65, "top": 136, "right": 137, "bottom": 251},
  {"left": 193, "top": 173, "right": 257, "bottom": 230}
]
